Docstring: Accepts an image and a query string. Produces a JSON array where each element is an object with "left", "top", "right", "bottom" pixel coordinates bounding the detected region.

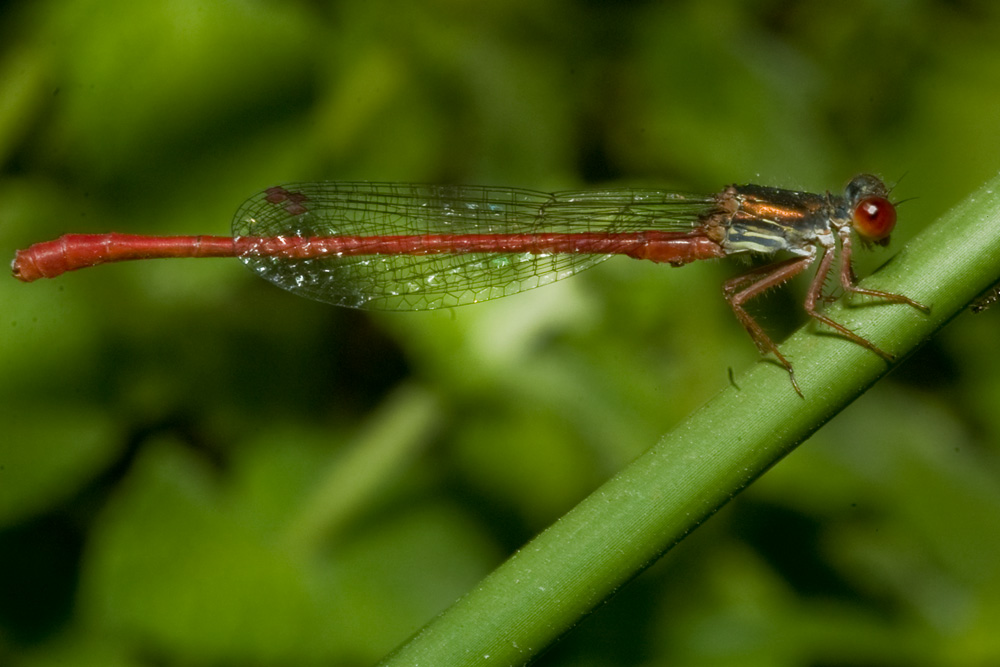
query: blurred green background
[{"left": 2, "top": 0, "right": 1000, "bottom": 665}]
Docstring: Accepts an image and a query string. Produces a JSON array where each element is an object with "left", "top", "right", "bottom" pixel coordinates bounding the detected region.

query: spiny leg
[
  {"left": 837, "top": 232, "right": 928, "bottom": 311},
  {"left": 800, "top": 234, "right": 927, "bottom": 363},
  {"left": 800, "top": 246, "right": 893, "bottom": 360},
  {"left": 805, "top": 233, "right": 929, "bottom": 361},
  {"left": 723, "top": 255, "right": 815, "bottom": 396}
]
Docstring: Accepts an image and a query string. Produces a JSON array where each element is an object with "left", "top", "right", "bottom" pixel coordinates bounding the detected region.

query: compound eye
[{"left": 852, "top": 196, "right": 896, "bottom": 243}]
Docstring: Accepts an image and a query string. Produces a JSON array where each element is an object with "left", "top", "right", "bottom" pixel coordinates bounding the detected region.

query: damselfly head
[{"left": 845, "top": 174, "right": 896, "bottom": 246}]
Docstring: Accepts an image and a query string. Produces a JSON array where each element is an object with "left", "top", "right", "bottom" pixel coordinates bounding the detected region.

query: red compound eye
[{"left": 852, "top": 196, "right": 896, "bottom": 243}]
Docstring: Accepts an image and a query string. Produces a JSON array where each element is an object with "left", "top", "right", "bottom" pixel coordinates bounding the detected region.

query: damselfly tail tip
[{"left": 11, "top": 251, "right": 33, "bottom": 282}]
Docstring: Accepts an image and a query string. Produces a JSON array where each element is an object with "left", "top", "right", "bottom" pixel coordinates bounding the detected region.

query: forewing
[{"left": 232, "top": 182, "right": 712, "bottom": 310}]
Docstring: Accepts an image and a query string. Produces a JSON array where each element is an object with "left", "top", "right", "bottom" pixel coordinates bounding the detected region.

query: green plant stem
[{"left": 378, "top": 172, "right": 1000, "bottom": 667}]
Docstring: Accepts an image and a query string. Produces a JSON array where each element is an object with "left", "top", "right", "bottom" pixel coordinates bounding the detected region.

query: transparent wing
[{"left": 232, "top": 181, "right": 715, "bottom": 310}]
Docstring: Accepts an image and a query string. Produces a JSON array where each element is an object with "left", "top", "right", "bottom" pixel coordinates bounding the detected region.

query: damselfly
[{"left": 11, "top": 174, "right": 927, "bottom": 394}]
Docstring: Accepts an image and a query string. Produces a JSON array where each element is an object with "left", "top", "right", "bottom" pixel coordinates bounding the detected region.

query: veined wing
[{"left": 233, "top": 181, "right": 715, "bottom": 310}]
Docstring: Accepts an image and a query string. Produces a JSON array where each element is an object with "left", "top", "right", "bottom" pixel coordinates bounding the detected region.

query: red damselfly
[{"left": 11, "top": 175, "right": 927, "bottom": 394}]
